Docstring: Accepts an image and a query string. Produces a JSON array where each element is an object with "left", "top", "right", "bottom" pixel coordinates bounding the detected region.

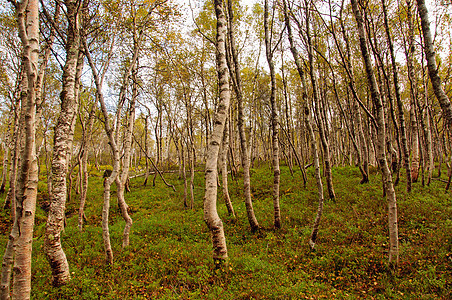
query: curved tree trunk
[
  {"left": 226, "top": 0, "right": 257, "bottom": 230},
  {"left": 416, "top": 0, "right": 452, "bottom": 128},
  {"left": 204, "top": 0, "right": 229, "bottom": 265},
  {"left": 78, "top": 104, "right": 95, "bottom": 231},
  {"left": 0, "top": 141, "right": 10, "bottom": 194},
  {"left": 283, "top": 0, "right": 324, "bottom": 247},
  {"left": 305, "top": 1, "right": 335, "bottom": 200},
  {"left": 0, "top": 61, "right": 25, "bottom": 300},
  {"left": 382, "top": 0, "right": 412, "bottom": 192},
  {"left": 420, "top": 72, "right": 434, "bottom": 185},
  {"left": 84, "top": 39, "right": 117, "bottom": 265},
  {"left": 221, "top": 117, "right": 235, "bottom": 218},
  {"left": 45, "top": 0, "right": 80, "bottom": 286},
  {"left": 115, "top": 50, "right": 138, "bottom": 248},
  {"left": 351, "top": 0, "right": 399, "bottom": 266},
  {"left": 264, "top": 0, "right": 281, "bottom": 228},
  {"left": 306, "top": 105, "right": 324, "bottom": 249},
  {"left": 3, "top": 89, "right": 21, "bottom": 212}
]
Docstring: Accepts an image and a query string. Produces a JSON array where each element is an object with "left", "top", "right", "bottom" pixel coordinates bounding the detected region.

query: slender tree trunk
[
  {"left": 45, "top": 0, "right": 80, "bottom": 286},
  {"left": 226, "top": 0, "right": 258, "bottom": 230},
  {"left": 0, "top": 142, "right": 10, "bottom": 194},
  {"left": 189, "top": 140, "right": 195, "bottom": 209},
  {"left": 0, "top": 218, "right": 17, "bottom": 300},
  {"left": 264, "top": 0, "right": 281, "bottom": 228},
  {"left": 221, "top": 117, "right": 235, "bottom": 218},
  {"left": 0, "top": 84, "right": 23, "bottom": 300},
  {"left": 306, "top": 105, "right": 324, "bottom": 250},
  {"left": 283, "top": 0, "right": 325, "bottom": 246},
  {"left": 204, "top": 0, "right": 229, "bottom": 265},
  {"left": 421, "top": 71, "right": 434, "bottom": 185},
  {"left": 351, "top": 0, "right": 399, "bottom": 266},
  {"left": 201, "top": 48, "right": 211, "bottom": 160},
  {"left": 0, "top": 65, "right": 24, "bottom": 300},
  {"left": 411, "top": 106, "right": 420, "bottom": 182},
  {"left": 143, "top": 115, "right": 150, "bottom": 186},
  {"left": 101, "top": 172, "right": 114, "bottom": 265},
  {"left": 84, "top": 39, "right": 117, "bottom": 265},
  {"left": 339, "top": 9, "right": 370, "bottom": 183},
  {"left": 8, "top": 0, "right": 40, "bottom": 297},
  {"left": 282, "top": 0, "right": 311, "bottom": 188},
  {"left": 78, "top": 104, "right": 95, "bottom": 231},
  {"left": 228, "top": 108, "right": 238, "bottom": 179},
  {"left": 417, "top": 0, "right": 452, "bottom": 128},
  {"left": 3, "top": 91, "right": 21, "bottom": 211},
  {"left": 184, "top": 92, "right": 195, "bottom": 209},
  {"left": 115, "top": 47, "right": 138, "bottom": 248},
  {"left": 382, "top": 0, "right": 412, "bottom": 192},
  {"left": 182, "top": 142, "right": 188, "bottom": 208},
  {"left": 305, "top": 5, "right": 335, "bottom": 200},
  {"left": 65, "top": 48, "right": 84, "bottom": 205}
]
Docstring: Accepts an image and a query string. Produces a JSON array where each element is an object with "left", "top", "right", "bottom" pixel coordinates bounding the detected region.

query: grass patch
[{"left": 0, "top": 164, "right": 451, "bottom": 299}]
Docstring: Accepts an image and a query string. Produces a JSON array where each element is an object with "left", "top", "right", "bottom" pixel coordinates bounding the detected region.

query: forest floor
[{"left": 0, "top": 163, "right": 451, "bottom": 299}]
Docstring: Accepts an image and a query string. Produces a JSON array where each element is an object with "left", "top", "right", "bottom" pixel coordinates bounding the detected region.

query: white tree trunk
[
  {"left": 45, "top": 0, "right": 80, "bottom": 286},
  {"left": 84, "top": 39, "right": 117, "bottom": 265},
  {"left": 10, "top": 0, "right": 40, "bottom": 297},
  {"left": 204, "top": 0, "right": 229, "bottom": 265},
  {"left": 264, "top": 0, "right": 281, "bottom": 228},
  {"left": 221, "top": 117, "right": 235, "bottom": 218},
  {"left": 226, "top": 0, "right": 257, "bottom": 230},
  {"left": 417, "top": 0, "right": 452, "bottom": 128},
  {"left": 351, "top": 0, "right": 399, "bottom": 266},
  {"left": 115, "top": 51, "right": 138, "bottom": 248}
]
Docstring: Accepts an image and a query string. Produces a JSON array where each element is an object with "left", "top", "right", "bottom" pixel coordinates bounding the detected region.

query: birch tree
[
  {"left": 282, "top": 0, "right": 325, "bottom": 249},
  {"left": 416, "top": 0, "right": 452, "bottom": 128},
  {"left": 351, "top": 0, "right": 399, "bottom": 266},
  {"left": 3, "top": 0, "right": 40, "bottom": 298},
  {"left": 45, "top": 0, "right": 80, "bottom": 286},
  {"left": 84, "top": 37, "right": 117, "bottom": 264},
  {"left": 226, "top": 0, "right": 258, "bottom": 230},
  {"left": 305, "top": 0, "right": 335, "bottom": 200},
  {"left": 264, "top": 0, "right": 281, "bottom": 228},
  {"left": 382, "top": 0, "right": 412, "bottom": 192},
  {"left": 220, "top": 117, "right": 236, "bottom": 218},
  {"left": 204, "top": 0, "right": 229, "bottom": 265}
]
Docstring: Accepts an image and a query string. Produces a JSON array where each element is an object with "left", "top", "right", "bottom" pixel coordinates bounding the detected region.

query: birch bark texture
[
  {"left": 0, "top": 73, "right": 22, "bottom": 300},
  {"left": 45, "top": 0, "right": 80, "bottom": 286},
  {"left": 416, "top": 0, "right": 452, "bottom": 128},
  {"left": 204, "top": 0, "right": 229, "bottom": 264},
  {"left": 282, "top": 0, "right": 324, "bottom": 248},
  {"left": 306, "top": 104, "right": 325, "bottom": 249},
  {"left": 7, "top": 0, "right": 40, "bottom": 298},
  {"left": 83, "top": 39, "right": 116, "bottom": 264},
  {"left": 382, "top": 0, "right": 412, "bottom": 192},
  {"left": 305, "top": 1, "right": 335, "bottom": 200},
  {"left": 351, "top": 0, "right": 399, "bottom": 266},
  {"left": 115, "top": 47, "right": 138, "bottom": 249},
  {"left": 226, "top": 0, "right": 258, "bottom": 230},
  {"left": 221, "top": 117, "right": 236, "bottom": 218}
]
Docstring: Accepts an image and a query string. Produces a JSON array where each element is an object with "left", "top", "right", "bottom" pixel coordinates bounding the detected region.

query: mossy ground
[{"left": 0, "top": 164, "right": 451, "bottom": 299}]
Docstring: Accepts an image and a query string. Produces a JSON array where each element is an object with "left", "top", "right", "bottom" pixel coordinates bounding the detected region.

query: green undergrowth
[{"left": 0, "top": 163, "right": 451, "bottom": 299}]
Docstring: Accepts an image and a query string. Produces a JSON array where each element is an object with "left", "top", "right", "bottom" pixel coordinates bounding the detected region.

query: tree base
[{"left": 213, "top": 257, "right": 228, "bottom": 269}]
